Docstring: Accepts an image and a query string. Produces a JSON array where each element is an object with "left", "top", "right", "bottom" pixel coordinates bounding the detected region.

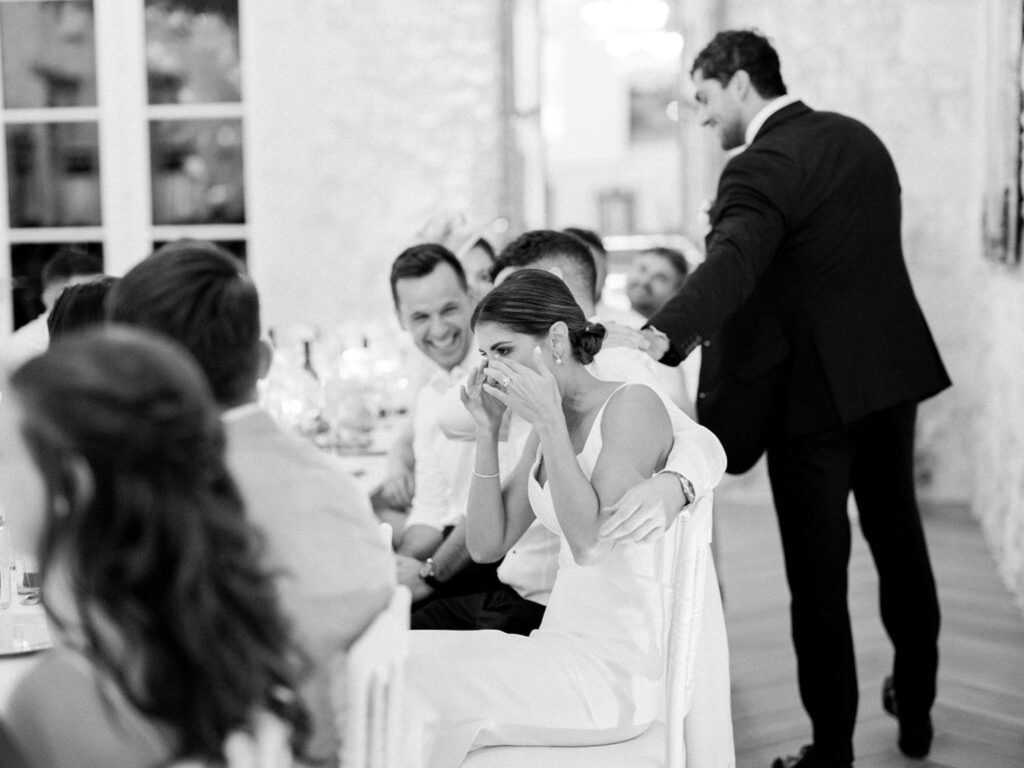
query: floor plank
[{"left": 717, "top": 497, "right": 1024, "bottom": 768}]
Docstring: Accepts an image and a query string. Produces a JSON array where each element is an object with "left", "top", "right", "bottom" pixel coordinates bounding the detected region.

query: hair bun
[{"left": 571, "top": 321, "right": 606, "bottom": 364}]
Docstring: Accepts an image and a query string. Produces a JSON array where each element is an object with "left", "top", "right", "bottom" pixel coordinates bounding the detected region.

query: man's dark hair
[
  {"left": 48, "top": 277, "right": 118, "bottom": 340},
  {"left": 563, "top": 227, "right": 606, "bottom": 256},
  {"left": 108, "top": 241, "right": 261, "bottom": 408},
  {"left": 491, "top": 230, "right": 597, "bottom": 298},
  {"left": 643, "top": 247, "right": 690, "bottom": 281},
  {"left": 389, "top": 243, "right": 467, "bottom": 307},
  {"left": 40, "top": 248, "right": 103, "bottom": 288},
  {"left": 692, "top": 30, "right": 787, "bottom": 99}
]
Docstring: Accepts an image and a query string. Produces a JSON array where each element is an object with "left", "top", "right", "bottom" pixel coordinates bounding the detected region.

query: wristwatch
[
  {"left": 658, "top": 470, "right": 696, "bottom": 510},
  {"left": 418, "top": 557, "right": 443, "bottom": 589}
]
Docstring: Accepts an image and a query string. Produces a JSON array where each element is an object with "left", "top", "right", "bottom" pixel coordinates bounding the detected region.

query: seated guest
[
  {"left": 108, "top": 242, "right": 393, "bottom": 763},
  {"left": 385, "top": 244, "right": 511, "bottom": 605},
  {"left": 417, "top": 231, "right": 725, "bottom": 634},
  {"left": 2, "top": 327, "right": 309, "bottom": 767},
  {"left": 407, "top": 270, "right": 725, "bottom": 766},
  {"left": 626, "top": 246, "right": 701, "bottom": 415},
  {"left": 373, "top": 229, "right": 497, "bottom": 520},
  {"left": 626, "top": 246, "right": 690, "bottom": 319},
  {"left": 0, "top": 248, "right": 102, "bottom": 375},
  {"left": 46, "top": 276, "right": 118, "bottom": 340}
]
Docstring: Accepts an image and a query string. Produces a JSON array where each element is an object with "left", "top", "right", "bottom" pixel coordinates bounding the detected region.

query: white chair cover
[{"left": 336, "top": 585, "right": 411, "bottom": 768}]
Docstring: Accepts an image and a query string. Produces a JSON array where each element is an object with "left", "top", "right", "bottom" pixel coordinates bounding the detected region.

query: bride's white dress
[{"left": 406, "top": 385, "right": 679, "bottom": 768}]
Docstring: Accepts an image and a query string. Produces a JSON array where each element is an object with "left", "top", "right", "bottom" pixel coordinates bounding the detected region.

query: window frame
[{"left": 0, "top": 0, "right": 249, "bottom": 334}]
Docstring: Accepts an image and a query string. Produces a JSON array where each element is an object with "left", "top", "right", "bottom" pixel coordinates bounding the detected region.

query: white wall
[{"left": 241, "top": 0, "right": 506, "bottom": 334}]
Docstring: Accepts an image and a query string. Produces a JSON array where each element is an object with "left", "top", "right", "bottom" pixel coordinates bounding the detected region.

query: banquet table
[{"left": 0, "top": 599, "right": 52, "bottom": 713}]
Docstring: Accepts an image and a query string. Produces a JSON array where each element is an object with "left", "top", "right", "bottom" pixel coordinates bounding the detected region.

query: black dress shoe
[
  {"left": 882, "top": 675, "right": 934, "bottom": 758},
  {"left": 771, "top": 745, "right": 852, "bottom": 768}
]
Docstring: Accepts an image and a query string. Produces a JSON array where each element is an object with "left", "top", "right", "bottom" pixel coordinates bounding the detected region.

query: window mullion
[{"left": 94, "top": 0, "right": 150, "bottom": 276}]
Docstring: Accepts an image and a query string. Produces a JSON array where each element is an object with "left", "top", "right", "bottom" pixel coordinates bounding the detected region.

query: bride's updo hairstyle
[{"left": 471, "top": 268, "right": 606, "bottom": 365}]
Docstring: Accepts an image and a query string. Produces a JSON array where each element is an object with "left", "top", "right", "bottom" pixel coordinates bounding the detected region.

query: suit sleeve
[{"left": 648, "top": 148, "right": 800, "bottom": 364}]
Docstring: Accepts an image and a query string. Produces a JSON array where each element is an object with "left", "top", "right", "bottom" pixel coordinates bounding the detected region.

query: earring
[{"left": 553, "top": 350, "right": 563, "bottom": 365}]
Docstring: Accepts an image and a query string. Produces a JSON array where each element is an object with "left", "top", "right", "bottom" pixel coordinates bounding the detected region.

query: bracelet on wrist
[{"left": 658, "top": 470, "right": 696, "bottom": 508}]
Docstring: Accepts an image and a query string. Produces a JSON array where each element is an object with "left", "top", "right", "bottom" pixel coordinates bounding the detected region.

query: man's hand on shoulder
[
  {"left": 601, "top": 322, "right": 671, "bottom": 362},
  {"left": 600, "top": 321, "right": 649, "bottom": 352}
]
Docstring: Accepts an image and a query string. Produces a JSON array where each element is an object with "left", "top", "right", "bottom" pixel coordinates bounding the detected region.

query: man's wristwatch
[
  {"left": 418, "top": 557, "right": 443, "bottom": 589},
  {"left": 658, "top": 470, "right": 696, "bottom": 510}
]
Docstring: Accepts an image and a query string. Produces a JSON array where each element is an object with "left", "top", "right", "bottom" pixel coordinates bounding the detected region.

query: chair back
[
  {"left": 663, "top": 492, "right": 714, "bottom": 767},
  {"left": 461, "top": 493, "right": 725, "bottom": 768},
  {"left": 336, "top": 585, "right": 411, "bottom": 768}
]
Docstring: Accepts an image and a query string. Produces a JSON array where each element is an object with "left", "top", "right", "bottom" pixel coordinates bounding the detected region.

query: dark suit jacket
[{"left": 649, "top": 101, "right": 950, "bottom": 472}]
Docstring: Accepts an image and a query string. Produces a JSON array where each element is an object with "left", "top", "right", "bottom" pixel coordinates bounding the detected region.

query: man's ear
[
  {"left": 257, "top": 339, "right": 273, "bottom": 380},
  {"left": 730, "top": 69, "right": 751, "bottom": 99}
]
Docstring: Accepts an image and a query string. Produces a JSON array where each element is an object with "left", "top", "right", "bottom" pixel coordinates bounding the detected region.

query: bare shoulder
[{"left": 600, "top": 384, "right": 670, "bottom": 442}]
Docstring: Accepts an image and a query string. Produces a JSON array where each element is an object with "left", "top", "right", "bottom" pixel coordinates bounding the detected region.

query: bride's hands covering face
[
  {"left": 481, "top": 347, "right": 562, "bottom": 430},
  {"left": 461, "top": 359, "right": 508, "bottom": 432}
]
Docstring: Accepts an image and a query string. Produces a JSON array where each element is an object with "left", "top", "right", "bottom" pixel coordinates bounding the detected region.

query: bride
[{"left": 406, "top": 268, "right": 688, "bottom": 767}]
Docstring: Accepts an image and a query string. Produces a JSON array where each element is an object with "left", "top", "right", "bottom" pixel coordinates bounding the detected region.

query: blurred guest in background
[
  {"left": 46, "top": 276, "right": 118, "bottom": 341},
  {"left": 108, "top": 242, "right": 393, "bottom": 763},
  {"left": 626, "top": 246, "right": 700, "bottom": 415},
  {"left": 626, "top": 246, "right": 690, "bottom": 320},
  {"left": 0, "top": 249, "right": 102, "bottom": 376},
  {"left": 454, "top": 234, "right": 497, "bottom": 307},
  {"left": 417, "top": 210, "right": 498, "bottom": 306},
  {"left": 1, "top": 327, "right": 309, "bottom": 767}
]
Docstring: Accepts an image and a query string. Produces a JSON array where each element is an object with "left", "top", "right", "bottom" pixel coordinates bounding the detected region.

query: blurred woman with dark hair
[
  {"left": 407, "top": 269, "right": 684, "bottom": 765},
  {"left": 0, "top": 327, "right": 308, "bottom": 767}
]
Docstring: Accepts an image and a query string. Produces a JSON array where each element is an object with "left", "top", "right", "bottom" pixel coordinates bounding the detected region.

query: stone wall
[
  {"left": 242, "top": 0, "right": 506, "bottom": 333},
  {"left": 971, "top": 264, "right": 1024, "bottom": 607}
]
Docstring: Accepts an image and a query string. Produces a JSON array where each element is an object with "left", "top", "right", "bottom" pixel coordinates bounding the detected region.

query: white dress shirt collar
[{"left": 744, "top": 94, "right": 800, "bottom": 147}]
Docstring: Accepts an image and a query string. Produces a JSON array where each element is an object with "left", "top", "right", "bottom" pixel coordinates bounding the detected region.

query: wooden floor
[{"left": 717, "top": 496, "right": 1024, "bottom": 768}]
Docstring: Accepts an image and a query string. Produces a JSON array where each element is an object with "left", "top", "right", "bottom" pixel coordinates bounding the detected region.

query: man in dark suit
[{"left": 645, "top": 30, "right": 951, "bottom": 768}]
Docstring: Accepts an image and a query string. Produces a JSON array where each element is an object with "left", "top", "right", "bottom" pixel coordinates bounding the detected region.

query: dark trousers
[
  {"left": 412, "top": 583, "right": 546, "bottom": 635},
  {"left": 411, "top": 558, "right": 503, "bottom": 613},
  {"left": 766, "top": 402, "right": 940, "bottom": 764}
]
